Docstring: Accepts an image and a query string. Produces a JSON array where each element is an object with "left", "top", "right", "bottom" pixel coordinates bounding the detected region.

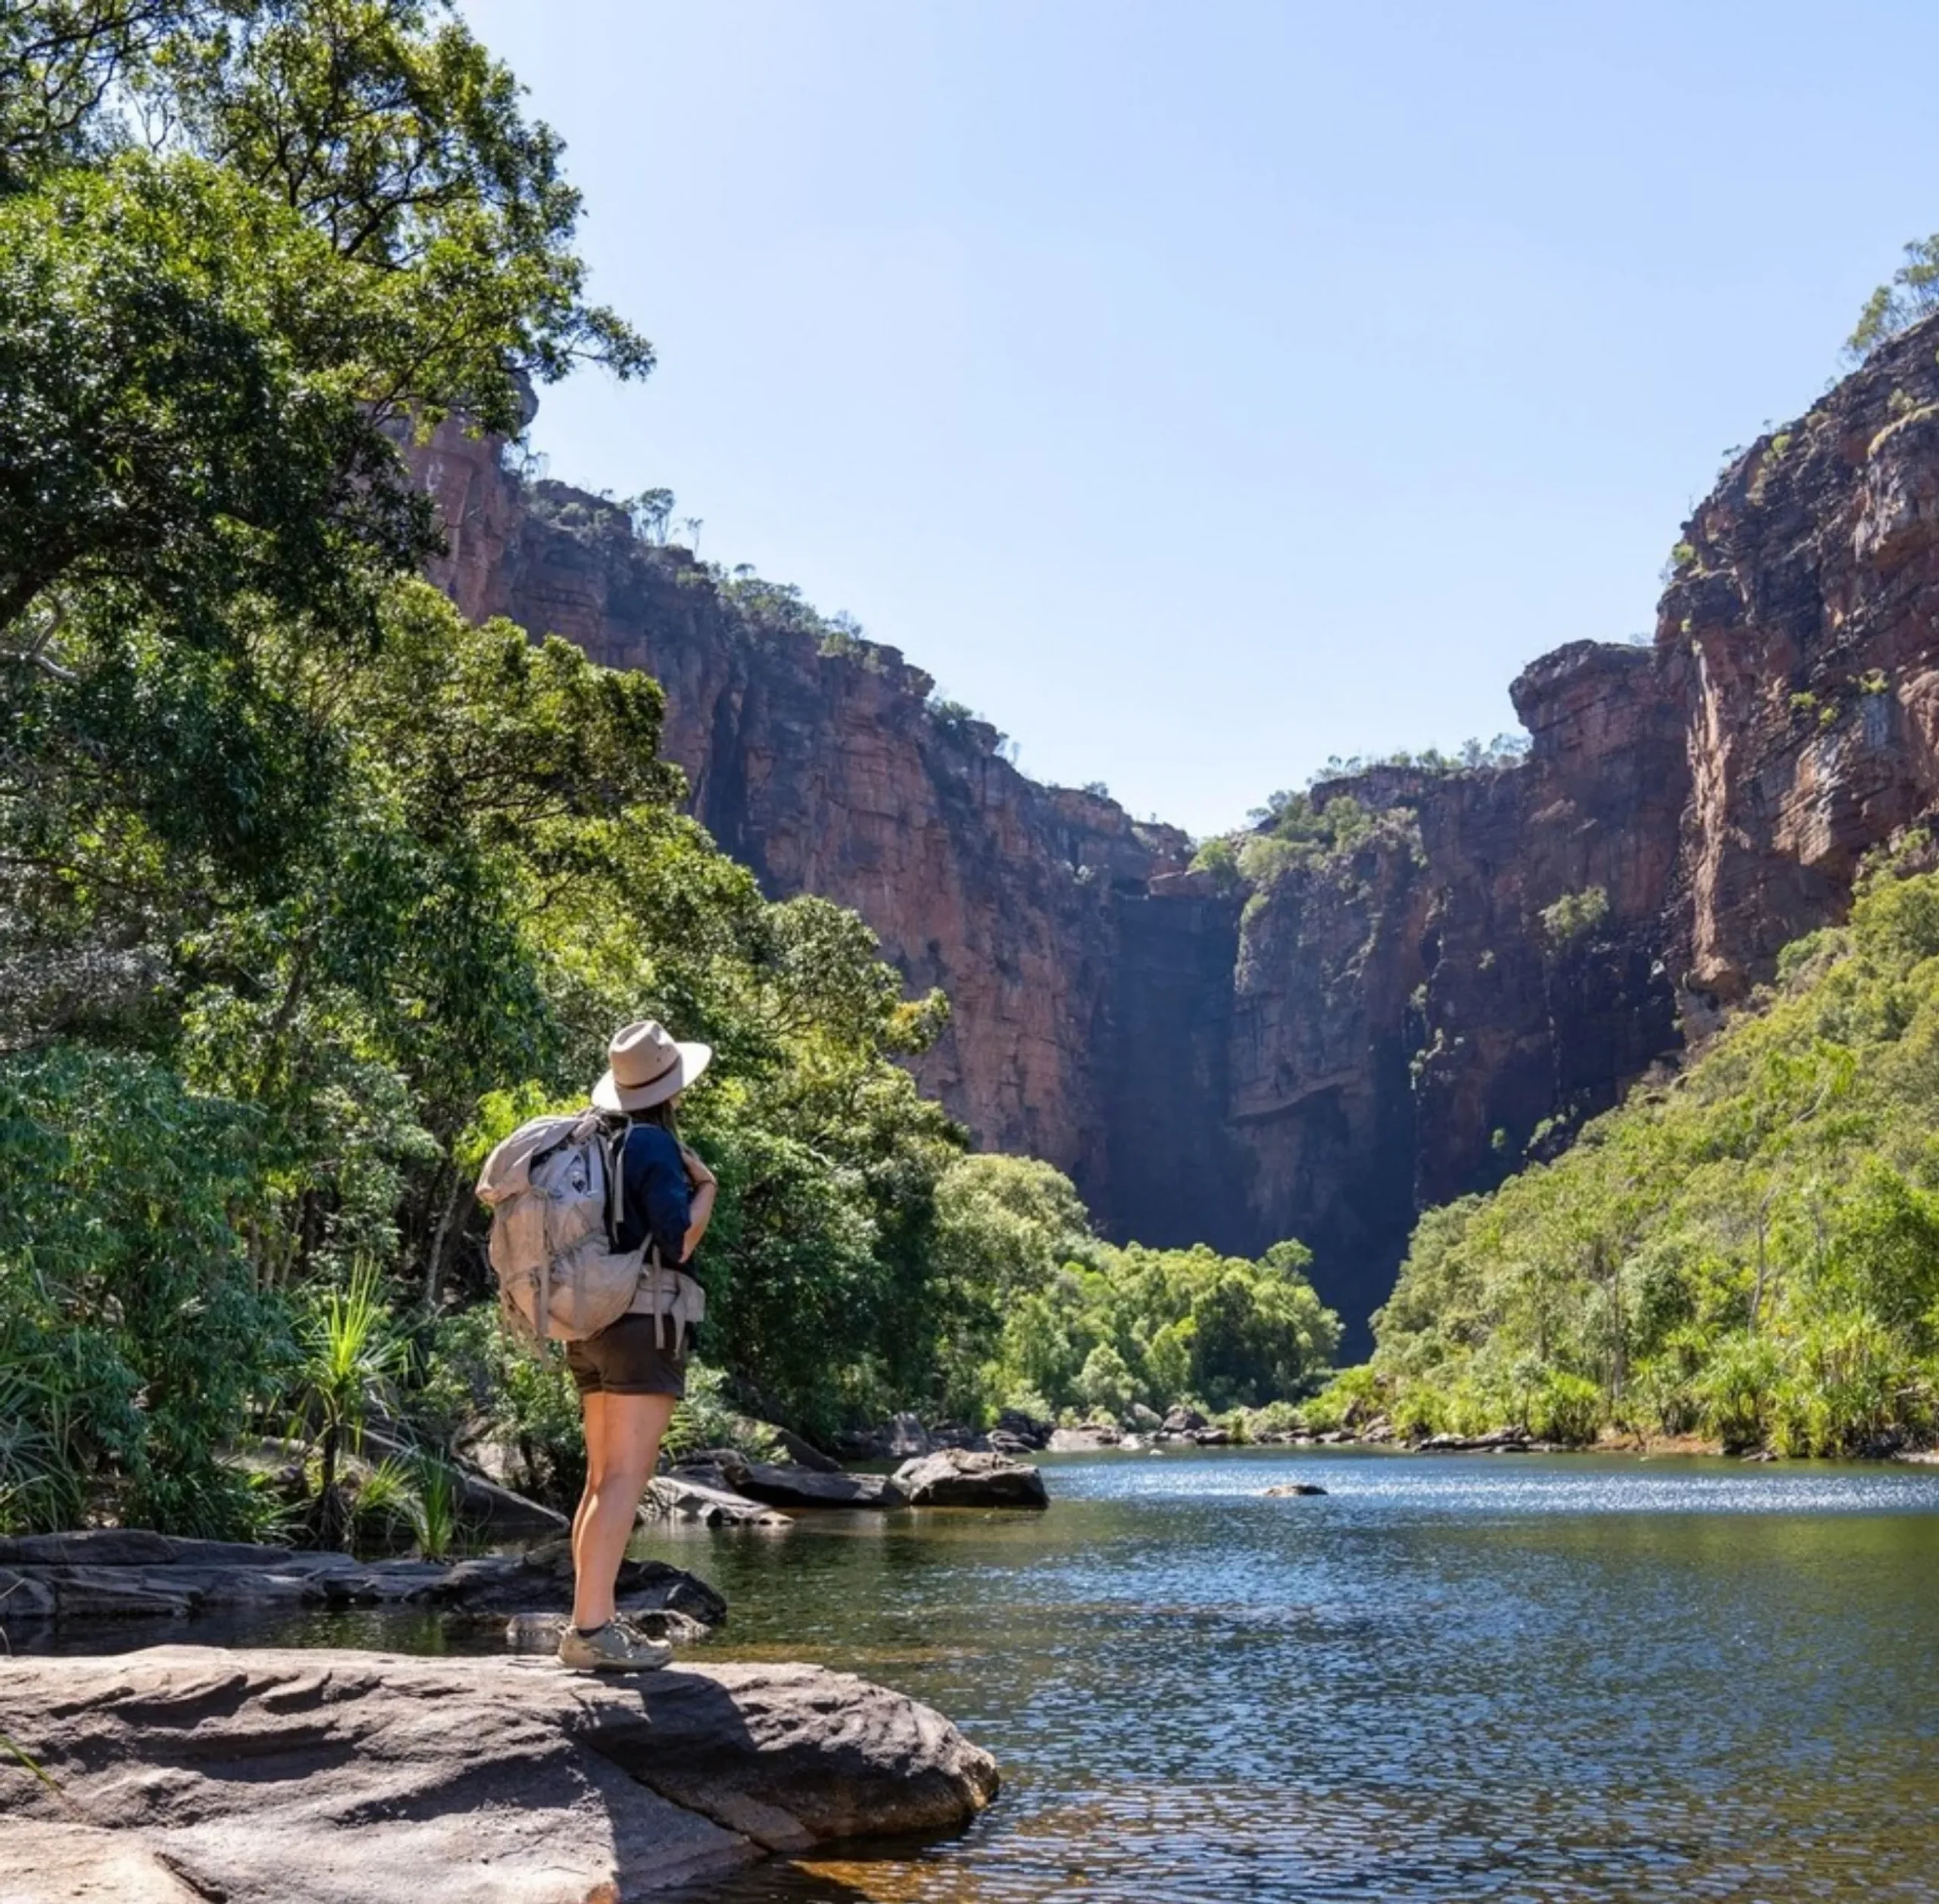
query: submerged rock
[
  {"left": 1260, "top": 1481, "right": 1329, "bottom": 1497},
  {"left": 894, "top": 1450, "right": 1049, "bottom": 1509},
  {"left": 0, "top": 1644, "right": 1000, "bottom": 1902}
]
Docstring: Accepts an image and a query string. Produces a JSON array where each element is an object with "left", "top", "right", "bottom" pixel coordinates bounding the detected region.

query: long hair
[{"left": 629, "top": 1097, "right": 680, "bottom": 1138}]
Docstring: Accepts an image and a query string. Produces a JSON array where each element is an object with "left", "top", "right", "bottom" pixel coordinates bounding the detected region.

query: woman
[{"left": 556, "top": 1019, "right": 717, "bottom": 1671}]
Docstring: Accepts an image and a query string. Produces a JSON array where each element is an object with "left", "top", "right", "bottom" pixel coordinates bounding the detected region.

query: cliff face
[
  {"left": 413, "top": 317, "right": 1939, "bottom": 1336},
  {"left": 411, "top": 429, "right": 1194, "bottom": 1216},
  {"left": 1666, "top": 339, "right": 1939, "bottom": 1000}
]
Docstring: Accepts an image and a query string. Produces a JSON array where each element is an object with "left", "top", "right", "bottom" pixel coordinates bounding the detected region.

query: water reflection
[{"left": 653, "top": 1450, "right": 1939, "bottom": 1902}]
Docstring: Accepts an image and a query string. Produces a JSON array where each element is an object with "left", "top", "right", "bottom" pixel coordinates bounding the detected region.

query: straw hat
[{"left": 592, "top": 1019, "right": 712, "bottom": 1115}]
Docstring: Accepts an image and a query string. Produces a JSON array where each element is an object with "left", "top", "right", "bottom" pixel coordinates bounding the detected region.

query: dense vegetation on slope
[
  {"left": 0, "top": 2, "right": 1332, "bottom": 1537},
  {"left": 1325, "top": 853, "right": 1939, "bottom": 1455}
]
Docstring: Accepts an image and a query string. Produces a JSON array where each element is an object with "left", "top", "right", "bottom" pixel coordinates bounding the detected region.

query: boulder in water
[
  {"left": 894, "top": 1450, "right": 1049, "bottom": 1509},
  {"left": 647, "top": 1471, "right": 793, "bottom": 1528},
  {"left": 670, "top": 1453, "right": 906, "bottom": 1511}
]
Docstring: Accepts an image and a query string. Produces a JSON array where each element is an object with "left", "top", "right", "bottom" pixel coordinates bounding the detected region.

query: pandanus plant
[{"left": 290, "top": 1263, "right": 406, "bottom": 1550}]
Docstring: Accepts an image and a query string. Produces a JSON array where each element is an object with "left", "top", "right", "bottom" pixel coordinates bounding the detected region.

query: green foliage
[
  {"left": 1189, "top": 835, "right": 1244, "bottom": 894},
  {"left": 1366, "top": 862, "right": 1939, "bottom": 1454},
  {"left": 0, "top": 2, "right": 1339, "bottom": 1538},
  {"left": 1847, "top": 236, "right": 1939, "bottom": 361},
  {"left": 1539, "top": 885, "right": 1610, "bottom": 946},
  {"left": 407, "top": 1452, "right": 462, "bottom": 1559},
  {"left": 0, "top": 1042, "right": 290, "bottom": 1534},
  {"left": 661, "top": 1361, "right": 781, "bottom": 1463},
  {"left": 290, "top": 1261, "right": 407, "bottom": 1544},
  {"left": 928, "top": 1155, "right": 1339, "bottom": 1422},
  {"left": 1201, "top": 793, "right": 1425, "bottom": 908}
]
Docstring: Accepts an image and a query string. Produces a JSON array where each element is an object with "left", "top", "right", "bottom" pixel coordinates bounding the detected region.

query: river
[
  {"left": 23, "top": 1446, "right": 1939, "bottom": 1900},
  {"left": 650, "top": 1446, "right": 1939, "bottom": 1902}
]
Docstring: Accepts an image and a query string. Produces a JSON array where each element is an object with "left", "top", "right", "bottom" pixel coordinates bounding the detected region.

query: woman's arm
[{"left": 678, "top": 1142, "right": 717, "bottom": 1260}]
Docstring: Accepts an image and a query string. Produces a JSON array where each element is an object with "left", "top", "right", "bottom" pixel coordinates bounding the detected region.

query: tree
[{"left": 1847, "top": 236, "right": 1939, "bottom": 361}]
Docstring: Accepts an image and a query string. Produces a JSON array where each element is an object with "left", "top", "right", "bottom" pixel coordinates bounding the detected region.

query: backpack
[{"left": 475, "top": 1109, "right": 695, "bottom": 1347}]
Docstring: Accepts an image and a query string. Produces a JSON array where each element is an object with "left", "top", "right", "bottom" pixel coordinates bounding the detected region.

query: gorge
[{"left": 411, "top": 315, "right": 1939, "bottom": 1337}]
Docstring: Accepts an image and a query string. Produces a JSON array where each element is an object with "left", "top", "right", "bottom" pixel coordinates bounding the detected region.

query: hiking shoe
[{"left": 556, "top": 1620, "right": 673, "bottom": 1671}]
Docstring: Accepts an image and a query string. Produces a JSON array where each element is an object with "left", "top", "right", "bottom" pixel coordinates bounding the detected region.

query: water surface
[
  {"left": 24, "top": 1447, "right": 1939, "bottom": 1902},
  {"left": 648, "top": 1447, "right": 1939, "bottom": 1902}
]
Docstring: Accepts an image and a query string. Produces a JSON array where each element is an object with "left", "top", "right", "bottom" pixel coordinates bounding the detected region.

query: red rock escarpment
[
  {"left": 411, "top": 427, "right": 1192, "bottom": 1206},
  {"left": 411, "top": 319, "right": 1939, "bottom": 1333}
]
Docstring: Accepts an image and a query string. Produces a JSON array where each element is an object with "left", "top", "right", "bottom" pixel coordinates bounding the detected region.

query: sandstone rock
[
  {"left": 1260, "top": 1482, "right": 1329, "bottom": 1497},
  {"left": 670, "top": 1453, "right": 904, "bottom": 1511},
  {"left": 647, "top": 1472, "right": 793, "bottom": 1528},
  {"left": 1161, "top": 1407, "right": 1209, "bottom": 1434},
  {"left": 0, "top": 1824, "right": 212, "bottom": 1904},
  {"left": 411, "top": 319, "right": 1939, "bottom": 1346},
  {"left": 994, "top": 1407, "right": 1054, "bottom": 1449},
  {"left": 0, "top": 1645, "right": 999, "bottom": 1902},
  {"left": 1416, "top": 1429, "right": 1541, "bottom": 1454},
  {"left": 735, "top": 1463, "right": 906, "bottom": 1511},
  {"left": 765, "top": 1425, "right": 843, "bottom": 1473},
  {"left": 1047, "top": 1425, "right": 1121, "bottom": 1451},
  {"left": 893, "top": 1450, "right": 1049, "bottom": 1509},
  {"left": 885, "top": 1412, "right": 933, "bottom": 1459},
  {"left": 358, "top": 1426, "right": 568, "bottom": 1536},
  {"left": 0, "top": 1532, "right": 726, "bottom": 1627}
]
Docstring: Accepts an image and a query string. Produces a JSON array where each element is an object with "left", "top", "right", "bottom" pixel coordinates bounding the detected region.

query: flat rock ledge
[
  {"left": 0, "top": 1644, "right": 999, "bottom": 1903},
  {"left": 0, "top": 1529, "right": 725, "bottom": 1628}
]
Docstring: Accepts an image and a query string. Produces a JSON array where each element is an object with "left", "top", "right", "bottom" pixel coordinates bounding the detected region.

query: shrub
[{"left": 1539, "top": 886, "right": 1611, "bottom": 946}]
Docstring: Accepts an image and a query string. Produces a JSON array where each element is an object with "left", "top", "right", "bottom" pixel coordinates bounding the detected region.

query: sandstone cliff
[
  {"left": 411, "top": 317, "right": 1939, "bottom": 1336},
  {"left": 411, "top": 429, "right": 1196, "bottom": 1214}
]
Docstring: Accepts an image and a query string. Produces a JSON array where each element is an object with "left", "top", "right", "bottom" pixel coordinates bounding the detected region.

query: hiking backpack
[{"left": 473, "top": 1110, "right": 705, "bottom": 1348}]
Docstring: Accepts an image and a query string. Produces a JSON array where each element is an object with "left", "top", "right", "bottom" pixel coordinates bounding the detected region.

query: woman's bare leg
[
  {"left": 571, "top": 1391, "right": 676, "bottom": 1631},
  {"left": 572, "top": 1391, "right": 607, "bottom": 1585}
]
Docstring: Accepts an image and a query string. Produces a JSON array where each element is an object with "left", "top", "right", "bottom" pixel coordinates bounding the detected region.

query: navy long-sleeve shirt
[{"left": 613, "top": 1121, "right": 692, "bottom": 1267}]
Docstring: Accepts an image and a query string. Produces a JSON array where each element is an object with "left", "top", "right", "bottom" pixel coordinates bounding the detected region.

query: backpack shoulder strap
[{"left": 604, "top": 1118, "right": 629, "bottom": 1250}]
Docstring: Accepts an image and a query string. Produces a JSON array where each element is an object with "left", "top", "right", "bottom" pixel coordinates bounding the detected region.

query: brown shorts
[{"left": 564, "top": 1315, "right": 689, "bottom": 1398}]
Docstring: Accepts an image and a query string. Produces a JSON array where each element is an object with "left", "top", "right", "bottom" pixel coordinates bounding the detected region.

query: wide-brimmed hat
[{"left": 592, "top": 1019, "right": 712, "bottom": 1115}]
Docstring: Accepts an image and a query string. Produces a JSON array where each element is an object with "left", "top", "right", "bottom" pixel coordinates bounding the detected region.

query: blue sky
[{"left": 459, "top": 0, "right": 1939, "bottom": 837}]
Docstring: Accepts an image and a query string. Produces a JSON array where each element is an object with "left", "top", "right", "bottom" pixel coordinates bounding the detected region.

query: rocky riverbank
[
  {"left": 0, "top": 1529, "right": 723, "bottom": 1629},
  {"left": 0, "top": 1644, "right": 999, "bottom": 1902}
]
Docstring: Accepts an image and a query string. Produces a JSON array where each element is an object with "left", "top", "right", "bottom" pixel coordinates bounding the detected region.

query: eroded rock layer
[{"left": 411, "top": 317, "right": 1939, "bottom": 1332}]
